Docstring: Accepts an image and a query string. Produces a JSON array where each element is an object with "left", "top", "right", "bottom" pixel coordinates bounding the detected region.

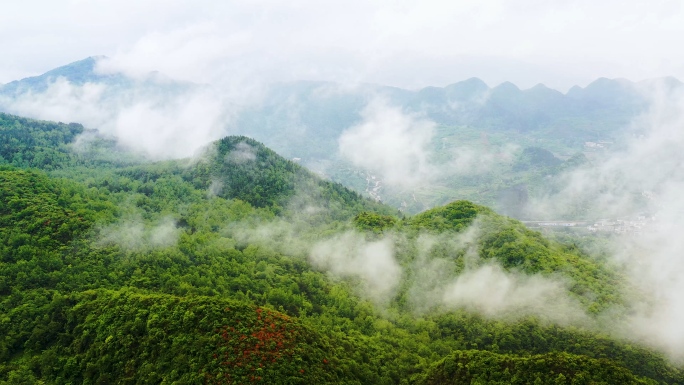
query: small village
[{"left": 523, "top": 214, "right": 654, "bottom": 235}]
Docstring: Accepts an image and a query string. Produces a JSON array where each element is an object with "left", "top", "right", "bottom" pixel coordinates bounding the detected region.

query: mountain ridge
[{"left": 3, "top": 56, "right": 681, "bottom": 96}]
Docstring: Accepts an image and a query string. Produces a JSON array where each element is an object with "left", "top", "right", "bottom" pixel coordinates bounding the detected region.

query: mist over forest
[{"left": 3, "top": 2, "right": 684, "bottom": 384}]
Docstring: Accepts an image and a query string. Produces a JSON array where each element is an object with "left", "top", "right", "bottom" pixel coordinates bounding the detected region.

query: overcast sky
[{"left": 2, "top": 0, "right": 683, "bottom": 91}]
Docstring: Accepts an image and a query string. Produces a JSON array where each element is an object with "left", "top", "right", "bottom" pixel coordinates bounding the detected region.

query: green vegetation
[
  {"left": 2, "top": 290, "right": 339, "bottom": 384},
  {"left": 408, "top": 200, "right": 487, "bottom": 232},
  {"left": 404, "top": 201, "right": 621, "bottom": 311},
  {"left": 417, "top": 350, "right": 657, "bottom": 385},
  {"left": 353, "top": 212, "right": 398, "bottom": 233},
  {"left": 0, "top": 113, "right": 82, "bottom": 170},
  {"left": 1, "top": 113, "right": 682, "bottom": 384}
]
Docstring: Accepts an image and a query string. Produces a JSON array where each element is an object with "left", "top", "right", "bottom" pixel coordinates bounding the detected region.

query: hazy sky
[{"left": 2, "top": 0, "right": 683, "bottom": 90}]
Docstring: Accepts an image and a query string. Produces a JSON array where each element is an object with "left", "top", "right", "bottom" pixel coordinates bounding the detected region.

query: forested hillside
[{"left": 1, "top": 113, "right": 682, "bottom": 384}]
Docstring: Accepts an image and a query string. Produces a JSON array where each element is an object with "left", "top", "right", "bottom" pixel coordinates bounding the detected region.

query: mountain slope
[
  {"left": 3, "top": 289, "right": 341, "bottom": 384},
  {"left": 0, "top": 57, "right": 123, "bottom": 95},
  {"left": 1, "top": 112, "right": 683, "bottom": 384},
  {"left": 1, "top": 165, "right": 679, "bottom": 384}
]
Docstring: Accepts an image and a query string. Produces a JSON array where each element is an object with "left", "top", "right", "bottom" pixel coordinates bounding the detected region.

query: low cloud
[
  {"left": 441, "top": 264, "right": 588, "bottom": 325},
  {"left": 338, "top": 98, "right": 437, "bottom": 189},
  {"left": 225, "top": 141, "right": 257, "bottom": 164},
  {"left": 110, "top": 92, "right": 227, "bottom": 159},
  {"left": 0, "top": 70, "right": 241, "bottom": 160},
  {"left": 337, "top": 98, "right": 516, "bottom": 194},
  {"left": 615, "top": 217, "right": 684, "bottom": 361},
  {"left": 97, "top": 216, "right": 180, "bottom": 250},
  {"left": 220, "top": 187, "right": 593, "bottom": 320},
  {"left": 1, "top": 78, "right": 110, "bottom": 127},
  {"left": 237, "top": 211, "right": 592, "bottom": 323},
  {"left": 524, "top": 80, "right": 684, "bottom": 360},
  {"left": 445, "top": 143, "right": 519, "bottom": 176},
  {"left": 309, "top": 231, "right": 402, "bottom": 305},
  {"left": 207, "top": 179, "right": 224, "bottom": 198},
  {"left": 403, "top": 225, "right": 589, "bottom": 325}
]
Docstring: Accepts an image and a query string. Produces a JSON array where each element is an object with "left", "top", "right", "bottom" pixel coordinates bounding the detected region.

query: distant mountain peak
[
  {"left": 445, "top": 77, "right": 489, "bottom": 89},
  {"left": 0, "top": 56, "right": 119, "bottom": 94},
  {"left": 0, "top": 56, "right": 195, "bottom": 97},
  {"left": 525, "top": 83, "right": 563, "bottom": 98},
  {"left": 566, "top": 85, "right": 583, "bottom": 96},
  {"left": 41, "top": 57, "right": 100, "bottom": 76},
  {"left": 493, "top": 81, "right": 521, "bottom": 92},
  {"left": 529, "top": 83, "right": 550, "bottom": 90},
  {"left": 490, "top": 82, "right": 521, "bottom": 99},
  {"left": 442, "top": 77, "right": 490, "bottom": 100}
]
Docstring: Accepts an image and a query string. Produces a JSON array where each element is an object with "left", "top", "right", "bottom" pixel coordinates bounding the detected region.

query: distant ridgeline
[
  {"left": 232, "top": 75, "right": 677, "bottom": 215},
  {"left": 0, "top": 56, "right": 193, "bottom": 96},
  {"left": 3, "top": 57, "right": 674, "bottom": 136},
  {"left": 2, "top": 57, "right": 681, "bottom": 216},
  {"left": 1, "top": 112, "right": 683, "bottom": 384}
]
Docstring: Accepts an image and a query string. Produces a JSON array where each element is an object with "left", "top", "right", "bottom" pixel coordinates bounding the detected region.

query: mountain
[
  {"left": 0, "top": 56, "right": 196, "bottom": 100},
  {"left": 1, "top": 112, "right": 682, "bottom": 383},
  {"left": 0, "top": 57, "right": 121, "bottom": 95},
  {"left": 0, "top": 58, "right": 680, "bottom": 216},
  {"left": 230, "top": 75, "right": 666, "bottom": 215},
  {"left": 0, "top": 57, "right": 661, "bottom": 143},
  {"left": 241, "top": 75, "right": 661, "bottom": 144}
]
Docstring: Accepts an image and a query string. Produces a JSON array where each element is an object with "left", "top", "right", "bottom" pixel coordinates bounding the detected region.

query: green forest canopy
[{"left": 0, "top": 113, "right": 681, "bottom": 384}]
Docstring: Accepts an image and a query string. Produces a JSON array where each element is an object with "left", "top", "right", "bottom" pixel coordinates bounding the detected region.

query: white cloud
[
  {"left": 0, "top": 76, "right": 232, "bottom": 160},
  {"left": 526, "top": 80, "right": 684, "bottom": 359},
  {"left": 338, "top": 98, "right": 437, "bottom": 188},
  {"left": 441, "top": 264, "right": 588, "bottom": 325},
  {"left": 97, "top": 216, "right": 180, "bottom": 250},
  {"left": 3, "top": 1, "right": 684, "bottom": 89},
  {"left": 337, "top": 98, "right": 513, "bottom": 190},
  {"left": 309, "top": 231, "right": 402, "bottom": 305},
  {"left": 225, "top": 141, "right": 257, "bottom": 164}
]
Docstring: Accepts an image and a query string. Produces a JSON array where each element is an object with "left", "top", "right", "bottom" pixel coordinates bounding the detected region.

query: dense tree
[{"left": 0, "top": 113, "right": 681, "bottom": 384}]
